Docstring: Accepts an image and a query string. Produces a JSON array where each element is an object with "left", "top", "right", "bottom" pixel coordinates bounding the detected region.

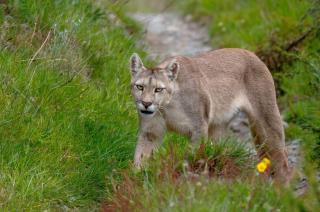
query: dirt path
[
  {"left": 130, "top": 12, "right": 314, "bottom": 191},
  {"left": 131, "top": 13, "right": 211, "bottom": 61}
]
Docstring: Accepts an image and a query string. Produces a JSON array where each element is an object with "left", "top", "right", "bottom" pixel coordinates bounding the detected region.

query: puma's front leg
[
  {"left": 134, "top": 132, "right": 161, "bottom": 168},
  {"left": 190, "top": 122, "right": 208, "bottom": 144},
  {"left": 134, "top": 117, "right": 166, "bottom": 168}
]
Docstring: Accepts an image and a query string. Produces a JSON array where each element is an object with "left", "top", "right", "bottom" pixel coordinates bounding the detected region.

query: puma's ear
[
  {"left": 129, "top": 53, "right": 144, "bottom": 76},
  {"left": 166, "top": 59, "right": 179, "bottom": 80}
]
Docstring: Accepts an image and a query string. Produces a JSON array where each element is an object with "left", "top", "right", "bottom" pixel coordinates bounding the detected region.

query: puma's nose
[{"left": 142, "top": 101, "right": 152, "bottom": 109}]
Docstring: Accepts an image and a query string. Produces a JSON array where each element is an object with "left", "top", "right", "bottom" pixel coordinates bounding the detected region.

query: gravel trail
[{"left": 131, "top": 13, "right": 211, "bottom": 61}]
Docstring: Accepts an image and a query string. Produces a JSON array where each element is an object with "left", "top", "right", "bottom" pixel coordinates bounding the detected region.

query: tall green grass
[
  {"left": 105, "top": 141, "right": 319, "bottom": 211},
  {"left": 179, "top": 0, "right": 313, "bottom": 50},
  {"left": 278, "top": 38, "right": 320, "bottom": 166},
  {"left": 0, "top": 0, "right": 145, "bottom": 210}
]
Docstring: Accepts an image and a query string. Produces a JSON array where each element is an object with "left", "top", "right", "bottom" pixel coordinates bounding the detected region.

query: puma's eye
[
  {"left": 155, "top": 88, "right": 164, "bottom": 93},
  {"left": 136, "top": 85, "right": 144, "bottom": 91}
]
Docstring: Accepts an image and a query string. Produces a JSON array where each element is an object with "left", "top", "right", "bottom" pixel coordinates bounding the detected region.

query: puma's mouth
[{"left": 140, "top": 110, "right": 154, "bottom": 115}]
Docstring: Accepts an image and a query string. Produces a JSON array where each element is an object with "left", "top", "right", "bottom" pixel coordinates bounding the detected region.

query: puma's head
[{"left": 129, "top": 53, "right": 179, "bottom": 117}]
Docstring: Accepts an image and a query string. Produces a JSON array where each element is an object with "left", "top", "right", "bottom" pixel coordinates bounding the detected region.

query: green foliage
[
  {"left": 0, "top": 0, "right": 143, "bottom": 210},
  {"left": 106, "top": 141, "right": 318, "bottom": 211},
  {"left": 179, "top": 0, "right": 312, "bottom": 50},
  {"left": 279, "top": 38, "right": 320, "bottom": 165},
  {"left": 133, "top": 181, "right": 307, "bottom": 211},
  {"left": 150, "top": 139, "right": 254, "bottom": 179}
]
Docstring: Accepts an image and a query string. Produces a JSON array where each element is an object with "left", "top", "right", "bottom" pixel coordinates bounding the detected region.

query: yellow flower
[
  {"left": 256, "top": 162, "right": 267, "bottom": 173},
  {"left": 262, "top": 158, "right": 271, "bottom": 165},
  {"left": 256, "top": 158, "right": 271, "bottom": 173}
]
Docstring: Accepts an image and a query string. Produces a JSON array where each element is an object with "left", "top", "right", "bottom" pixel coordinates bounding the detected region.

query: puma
[{"left": 129, "top": 48, "right": 291, "bottom": 184}]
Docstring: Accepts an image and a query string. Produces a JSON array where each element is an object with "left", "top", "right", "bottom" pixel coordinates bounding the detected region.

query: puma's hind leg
[
  {"left": 242, "top": 61, "right": 292, "bottom": 185},
  {"left": 245, "top": 102, "right": 291, "bottom": 185}
]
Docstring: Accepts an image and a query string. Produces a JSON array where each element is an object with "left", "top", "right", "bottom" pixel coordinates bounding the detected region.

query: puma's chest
[{"left": 162, "top": 106, "right": 193, "bottom": 137}]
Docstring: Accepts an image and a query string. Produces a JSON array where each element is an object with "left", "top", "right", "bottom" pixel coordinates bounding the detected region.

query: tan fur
[{"left": 129, "top": 48, "right": 291, "bottom": 184}]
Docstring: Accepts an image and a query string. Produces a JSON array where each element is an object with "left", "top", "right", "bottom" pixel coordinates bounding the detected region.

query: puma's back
[
  {"left": 159, "top": 49, "right": 278, "bottom": 129},
  {"left": 168, "top": 48, "right": 275, "bottom": 95}
]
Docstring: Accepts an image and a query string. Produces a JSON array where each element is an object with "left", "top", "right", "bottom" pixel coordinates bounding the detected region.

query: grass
[
  {"left": 278, "top": 38, "right": 320, "bottom": 165},
  {"left": 107, "top": 180, "right": 302, "bottom": 211},
  {"left": 0, "top": 0, "right": 145, "bottom": 210},
  {"left": 178, "top": 0, "right": 313, "bottom": 50},
  {"left": 0, "top": 0, "right": 319, "bottom": 210},
  {"left": 104, "top": 141, "right": 318, "bottom": 211}
]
